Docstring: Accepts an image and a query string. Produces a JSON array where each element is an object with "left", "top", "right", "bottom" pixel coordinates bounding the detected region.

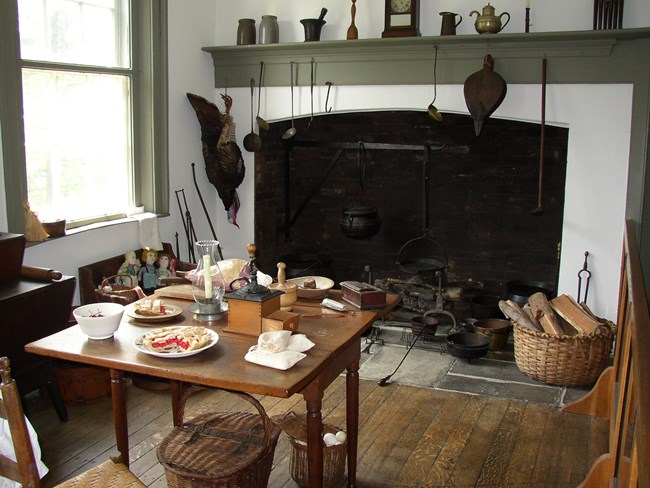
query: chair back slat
[{"left": 0, "top": 356, "right": 42, "bottom": 487}]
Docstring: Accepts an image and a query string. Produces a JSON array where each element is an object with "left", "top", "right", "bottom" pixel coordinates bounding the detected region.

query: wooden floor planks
[{"left": 25, "top": 376, "right": 607, "bottom": 488}]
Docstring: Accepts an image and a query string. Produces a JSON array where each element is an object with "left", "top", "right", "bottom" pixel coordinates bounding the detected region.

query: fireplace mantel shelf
[{"left": 203, "top": 28, "right": 650, "bottom": 88}]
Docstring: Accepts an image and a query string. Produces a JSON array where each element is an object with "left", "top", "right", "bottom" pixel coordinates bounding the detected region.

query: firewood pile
[
  {"left": 499, "top": 292, "right": 610, "bottom": 337},
  {"left": 499, "top": 292, "right": 616, "bottom": 386}
]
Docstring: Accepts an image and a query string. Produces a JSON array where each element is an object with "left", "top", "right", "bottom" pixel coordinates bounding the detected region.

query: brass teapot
[{"left": 469, "top": 3, "right": 510, "bottom": 34}]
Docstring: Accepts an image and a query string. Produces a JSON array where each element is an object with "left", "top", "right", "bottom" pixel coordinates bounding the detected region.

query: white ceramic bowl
[
  {"left": 286, "top": 276, "right": 335, "bottom": 299},
  {"left": 73, "top": 303, "right": 125, "bottom": 340}
]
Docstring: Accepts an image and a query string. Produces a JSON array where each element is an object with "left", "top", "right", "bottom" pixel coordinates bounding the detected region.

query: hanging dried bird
[{"left": 187, "top": 93, "right": 245, "bottom": 227}]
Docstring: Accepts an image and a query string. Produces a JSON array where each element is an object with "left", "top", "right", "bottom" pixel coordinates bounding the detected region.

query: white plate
[
  {"left": 126, "top": 302, "right": 183, "bottom": 323},
  {"left": 134, "top": 326, "right": 219, "bottom": 358}
]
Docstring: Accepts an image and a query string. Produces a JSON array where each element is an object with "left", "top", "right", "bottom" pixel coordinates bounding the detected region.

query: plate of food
[
  {"left": 134, "top": 325, "right": 219, "bottom": 358},
  {"left": 126, "top": 299, "right": 183, "bottom": 323}
]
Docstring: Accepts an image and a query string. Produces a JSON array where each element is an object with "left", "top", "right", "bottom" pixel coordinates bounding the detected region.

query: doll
[
  {"left": 117, "top": 250, "right": 141, "bottom": 287},
  {"left": 156, "top": 253, "right": 176, "bottom": 285},
  {"left": 138, "top": 249, "right": 159, "bottom": 292}
]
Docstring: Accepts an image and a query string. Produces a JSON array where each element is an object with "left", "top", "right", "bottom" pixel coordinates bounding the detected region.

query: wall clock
[{"left": 382, "top": 0, "right": 420, "bottom": 38}]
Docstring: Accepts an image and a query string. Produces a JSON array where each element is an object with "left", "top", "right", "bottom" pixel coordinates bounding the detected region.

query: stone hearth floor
[{"left": 357, "top": 322, "right": 594, "bottom": 408}]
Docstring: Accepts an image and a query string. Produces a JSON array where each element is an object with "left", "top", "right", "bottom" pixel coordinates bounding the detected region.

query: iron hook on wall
[{"left": 325, "top": 81, "right": 333, "bottom": 112}]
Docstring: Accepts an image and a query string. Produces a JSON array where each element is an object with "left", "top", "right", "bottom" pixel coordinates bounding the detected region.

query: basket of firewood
[{"left": 500, "top": 294, "right": 616, "bottom": 386}]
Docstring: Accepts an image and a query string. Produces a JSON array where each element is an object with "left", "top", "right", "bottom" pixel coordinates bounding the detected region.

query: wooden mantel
[{"left": 203, "top": 28, "right": 650, "bottom": 88}]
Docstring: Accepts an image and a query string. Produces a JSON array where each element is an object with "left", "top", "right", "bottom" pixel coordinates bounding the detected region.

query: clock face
[{"left": 390, "top": 0, "right": 411, "bottom": 14}]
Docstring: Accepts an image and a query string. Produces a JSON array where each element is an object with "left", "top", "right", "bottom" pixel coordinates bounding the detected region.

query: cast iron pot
[
  {"left": 506, "top": 280, "right": 555, "bottom": 307},
  {"left": 470, "top": 294, "right": 506, "bottom": 319},
  {"left": 277, "top": 253, "right": 333, "bottom": 279},
  {"left": 446, "top": 332, "right": 490, "bottom": 359},
  {"left": 339, "top": 206, "right": 381, "bottom": 239}
]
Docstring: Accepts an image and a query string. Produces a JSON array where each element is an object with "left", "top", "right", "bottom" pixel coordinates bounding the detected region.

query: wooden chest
[
  {"left": 340, "top": 281, "right": 386, "bottom": 310},
  {"left": 0, "top": 233, "right": 26, "bottom": 285}
]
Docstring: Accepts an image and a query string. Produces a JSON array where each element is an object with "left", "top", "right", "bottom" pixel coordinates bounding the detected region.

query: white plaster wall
[{"left": 211, "top": 0, "right": 650, "bottom": 44}]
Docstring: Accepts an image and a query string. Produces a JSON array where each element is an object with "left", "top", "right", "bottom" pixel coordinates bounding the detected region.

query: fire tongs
[{"left": 577, "top": 251, "right": 591, "bottom": 304}]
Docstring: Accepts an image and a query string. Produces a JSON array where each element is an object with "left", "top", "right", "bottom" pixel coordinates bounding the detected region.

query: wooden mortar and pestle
[{"left": 268, "top": 262, "right": 298, "bottom": 311}]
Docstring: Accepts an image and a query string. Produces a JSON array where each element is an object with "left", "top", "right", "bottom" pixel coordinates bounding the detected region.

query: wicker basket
[
  {"left": 157, "top": 390, "right": 281, "bottom": 488},
  {"left": 513, "top": 320, "right": 616, "bottom": 386},
  {"left": 274, "top": 412, "right": 347, "bottom": 488},
  {"left": 95, "top": 275, "right": 141, "bottom": 304}
]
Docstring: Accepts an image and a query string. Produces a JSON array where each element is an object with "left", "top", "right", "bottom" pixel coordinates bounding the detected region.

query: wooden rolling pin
[{"left": 21, "top": 265, "right": 62, "bottom": 282}]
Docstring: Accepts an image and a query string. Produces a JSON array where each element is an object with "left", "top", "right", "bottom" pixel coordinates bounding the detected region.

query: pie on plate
[
  {"left": 134, "top": 326, "right": 219, "bottom": 358},
  {"left": 126, "top": 300, "right": 182, "bottom": 323}
]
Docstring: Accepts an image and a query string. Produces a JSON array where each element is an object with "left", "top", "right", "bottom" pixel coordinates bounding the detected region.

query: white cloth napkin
[
  {"left": 134, "top": 213, "right": 163, "bottom": 250},
  {"left": 245, "top": 332, "right": 315, "bottom": 370}
]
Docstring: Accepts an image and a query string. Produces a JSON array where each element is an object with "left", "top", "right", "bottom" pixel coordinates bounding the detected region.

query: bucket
[
  {"left": 473, "top": 319, "right": 511, "bottom": 351},
  {"left": 470, "top": 295, "right": 505, "bottom": 319}
]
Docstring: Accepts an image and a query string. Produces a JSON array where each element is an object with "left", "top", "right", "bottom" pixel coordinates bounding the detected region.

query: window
[{"left": 0, "top": 0, "right": 168, "bottom": 232}]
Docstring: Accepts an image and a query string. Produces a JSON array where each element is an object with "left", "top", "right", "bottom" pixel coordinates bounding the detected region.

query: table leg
[
  {"left": 170, "top": 380, "right": 183, "bottom": 426},
  {"left": 346, "top": 359, "right": 360, "bottom": 488},
  {"left": 109, "top": 369, "right": 129, "bottom": 466},
  {"left": 304, "top": 387, "right": 324, "bottom": 488}
]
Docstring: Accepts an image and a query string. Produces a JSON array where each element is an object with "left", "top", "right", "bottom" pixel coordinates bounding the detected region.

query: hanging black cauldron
[{"left": 339, "top": 206, "right": 381, "bottom": 239}]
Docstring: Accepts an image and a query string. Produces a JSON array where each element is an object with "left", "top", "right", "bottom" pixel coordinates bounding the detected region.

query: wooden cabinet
[{"left": 0, "top": 275, "right": 75, "bottom": 420}]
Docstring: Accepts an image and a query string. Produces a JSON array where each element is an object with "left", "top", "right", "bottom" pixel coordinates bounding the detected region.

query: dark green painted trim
[{"left": 203, "top": 28, "right": 650, "bottom": 87}]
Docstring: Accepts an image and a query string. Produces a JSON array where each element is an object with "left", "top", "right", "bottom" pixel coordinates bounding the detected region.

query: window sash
[{"left": 0, "top": 0, "right": 168, "bottom": 234}]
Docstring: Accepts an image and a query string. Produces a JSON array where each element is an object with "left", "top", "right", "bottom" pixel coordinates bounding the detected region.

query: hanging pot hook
[
  {"left": 325, "top": 81, "right": 333, "bottom": 113},
  {"left": 357, "top": 141, "right": 367, "bottom": 192}
]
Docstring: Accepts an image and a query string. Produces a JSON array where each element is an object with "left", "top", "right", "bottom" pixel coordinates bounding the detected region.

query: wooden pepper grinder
[
  {"left": 347, "top": 0, "right": 358, "bottom": 40},
  {"left": 269, "top": 262, "right": 298, "bottom": 311}
]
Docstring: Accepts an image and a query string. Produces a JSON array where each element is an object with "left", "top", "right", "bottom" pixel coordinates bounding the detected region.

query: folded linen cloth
[
  {"left": 244, "top": 331, "right": 315, "bottom": 370},
  {"left": 134, "top": 213, "right": 163, "bottom": 250}
]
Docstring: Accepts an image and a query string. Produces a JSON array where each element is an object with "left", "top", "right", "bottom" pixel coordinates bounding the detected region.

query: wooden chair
[{"left": 0, "top": 356, "right": 146, "bottom": 488}]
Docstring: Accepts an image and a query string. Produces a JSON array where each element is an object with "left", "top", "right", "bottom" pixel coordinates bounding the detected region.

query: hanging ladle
[
  {"left": 282, "top": 61, "right": 297, "bottom": 140},
  {"left": 243, "top": 78, "right": 262, "bottom": 152},
  {"left": 256, "top": 61, "right": 269, "bottom": 131},
  {"left": 427, "top": 45, "right": 443, "bottom": 122}
]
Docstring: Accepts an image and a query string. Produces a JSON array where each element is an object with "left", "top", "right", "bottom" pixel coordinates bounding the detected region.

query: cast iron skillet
[{"left": 446, "top": 332, "right": 490, "bottom": 359}]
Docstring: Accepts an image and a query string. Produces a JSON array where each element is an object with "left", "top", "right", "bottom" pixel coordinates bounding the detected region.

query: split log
[
  {"left": 529, "top": 292, "right": 564, "bottom": 335},
  {"left": 550, "top": 294, "right": 600, "bottom": 335},
  {"left": 522, "top": 303, "right": 543, "bottom": 331},
  {"left": 499, "top": 299, "right": 541, "bottom": 331}
]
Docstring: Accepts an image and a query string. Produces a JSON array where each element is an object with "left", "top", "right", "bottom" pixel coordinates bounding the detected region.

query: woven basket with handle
[
  {"left": 95, "top": 274, "right": 142, "bottom": 304},
  {"left": 157, "top": 387, "right": 281, "bottom": 488},
  {"left": 513, "top": 319, "right": 616, "bottom": 386},
  {"left": 273, "top": 411, "right": 347, "bottom": 488}
]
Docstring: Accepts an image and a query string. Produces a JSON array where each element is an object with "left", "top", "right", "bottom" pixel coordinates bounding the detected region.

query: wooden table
[{"left": 26, "top": 292, "right": 399, "bottom": 487}]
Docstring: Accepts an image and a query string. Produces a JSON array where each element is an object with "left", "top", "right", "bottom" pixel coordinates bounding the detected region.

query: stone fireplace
[{"left": 254, "top": 110, "right": 568, "bottom": 318}]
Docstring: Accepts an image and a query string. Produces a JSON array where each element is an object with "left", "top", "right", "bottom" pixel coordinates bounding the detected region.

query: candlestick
[
  {"left": 525, "top": 7, "right": 531, "bottom": 32},
  {"left": 203, "top": 254, "right": 213, "bottom": 298}
]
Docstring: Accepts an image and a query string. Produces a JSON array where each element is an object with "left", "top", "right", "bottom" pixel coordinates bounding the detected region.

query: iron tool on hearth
[{"left": 577, "top": 251, "right": 591, "bottom": 304}]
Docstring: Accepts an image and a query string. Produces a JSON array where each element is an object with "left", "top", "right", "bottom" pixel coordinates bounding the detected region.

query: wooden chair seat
[{"left": 0, "top": 356, "right": 145, "bottom": 487}]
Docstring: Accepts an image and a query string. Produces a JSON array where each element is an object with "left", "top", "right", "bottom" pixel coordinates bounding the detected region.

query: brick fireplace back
[{"left": 254, "top": 111, "right": 567, "bottom": 297}]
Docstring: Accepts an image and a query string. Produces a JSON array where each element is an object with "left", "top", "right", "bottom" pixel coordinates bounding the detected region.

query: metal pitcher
[{"left": 440, "top": 12, "right": 462, "bottom": 36}]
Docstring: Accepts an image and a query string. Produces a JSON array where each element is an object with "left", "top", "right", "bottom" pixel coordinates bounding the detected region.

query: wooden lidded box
[
  {"left": 340, "top": 281, "right": 386, "bottom": 310},
  {"left": 0, "top": 233, "right": 26, "bottom": 285}
]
